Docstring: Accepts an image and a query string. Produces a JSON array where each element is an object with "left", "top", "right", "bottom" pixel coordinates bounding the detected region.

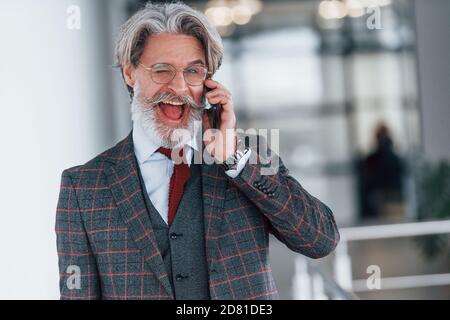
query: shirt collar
[{"left": 132, "top": 121, "right": 200, "bottom": 166}]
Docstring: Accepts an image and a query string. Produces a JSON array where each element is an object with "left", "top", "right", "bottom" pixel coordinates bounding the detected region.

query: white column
[
  {"left": 0, "top": 0, "right": 125, "bottom": 299},
  {"left": 334, "top": 241, "right": 353, "bottom": 291}
]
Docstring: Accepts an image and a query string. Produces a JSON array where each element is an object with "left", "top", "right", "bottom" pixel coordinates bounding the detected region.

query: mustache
[{"left": 140, "top": 92, "right": 205, "bottom": 110}]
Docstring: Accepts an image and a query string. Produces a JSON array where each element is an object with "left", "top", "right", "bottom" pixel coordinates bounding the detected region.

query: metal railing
[
  {"left": 292, "top": 219, "right": 450, "bottom": 299},
  {"left": 292, "top": 257, "right": 358, "bottom": 300},
  {"left": 334, "top": 219, "right": 450, "bottom": 293}
]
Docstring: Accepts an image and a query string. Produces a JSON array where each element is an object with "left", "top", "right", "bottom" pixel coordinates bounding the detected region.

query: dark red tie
[{"left": 157, "top": 147, "right": 191, "bottom": 225}]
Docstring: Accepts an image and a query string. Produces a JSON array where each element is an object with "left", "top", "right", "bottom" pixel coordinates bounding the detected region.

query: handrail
[
  {"left": 293, "top": 219, "right": 450, "bottom": 298},
  {"left": 334, "top": 219, "right": 450, "bottom": 293},
  {"left": 339, "top": 219, "right": 450, "bottom": 241},
  {"left": 313, "top": 265, "right": 359, "bottom": 300},
  {"left": 352, "top": 273, "right": 450, "bottom": 292},
  {"left": 292, "top": 256, "right": 358, "bottom": 300}
]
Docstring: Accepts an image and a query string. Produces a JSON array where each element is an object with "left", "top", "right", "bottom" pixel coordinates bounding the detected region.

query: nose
[{"left": 167, "top": 70, "right": 189, "bottom": 96}]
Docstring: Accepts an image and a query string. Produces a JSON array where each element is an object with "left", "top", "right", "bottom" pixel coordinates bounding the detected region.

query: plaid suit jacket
[{"left": 56, "top": 131, "right": 340, "bottom": 300}]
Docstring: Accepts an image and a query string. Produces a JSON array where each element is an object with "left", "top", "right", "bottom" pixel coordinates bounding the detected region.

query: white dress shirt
[{"left": 132, "top": 122, "right": 251, "bottom": 225}]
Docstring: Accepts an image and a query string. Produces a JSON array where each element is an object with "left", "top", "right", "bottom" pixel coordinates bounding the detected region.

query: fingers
[
  {"left": 208, "top": 94, "right": 231, "bottom": 106},
  {"left": 204, "top": 78, "right": 219, "bottom": 89},
  {"left": 204, "top": 79, "right": 231, "bottom": 97},
  {"left": 205, "top": 89, "right": 231, "bottom": 99},
  {"left": 204, "top": 88, "right": 233, "bottom": 113}
]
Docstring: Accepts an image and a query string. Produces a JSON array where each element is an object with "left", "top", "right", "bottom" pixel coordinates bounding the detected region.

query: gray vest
[{"left": 137, "top": 161, "right": 210, "bottom": 300}]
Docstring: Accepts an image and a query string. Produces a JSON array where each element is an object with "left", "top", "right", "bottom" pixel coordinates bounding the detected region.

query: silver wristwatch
[{"left": 220, "top": 138, "right": 250, "bottom": 171}]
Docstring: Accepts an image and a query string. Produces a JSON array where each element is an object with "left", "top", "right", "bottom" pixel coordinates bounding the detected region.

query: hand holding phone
[
  {"left": 203, "top": 86, "right": 221, "bottom": 129},
  {"left": 202, "top": 79, "right": 238, "bottom": 163}
]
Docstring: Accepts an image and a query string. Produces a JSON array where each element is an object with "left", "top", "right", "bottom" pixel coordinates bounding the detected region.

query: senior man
[{"left": 56, "top": 1, "right": 340, "bottom": 300}]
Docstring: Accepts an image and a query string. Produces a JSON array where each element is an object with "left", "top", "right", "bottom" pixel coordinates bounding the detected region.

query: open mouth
[{"left": 157, "top": 101, "right": 189, "bottom": 124}]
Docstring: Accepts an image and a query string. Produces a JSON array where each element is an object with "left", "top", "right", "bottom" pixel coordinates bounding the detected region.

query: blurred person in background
[
  {"left": 55, "top": 1, "right": 339, "bottom": 300},
  {"left": 358, "top": 123, "right": 406, "bottom": 222}
]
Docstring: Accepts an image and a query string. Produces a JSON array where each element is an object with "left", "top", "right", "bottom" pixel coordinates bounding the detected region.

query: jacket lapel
[
  {"left": 104, "top": 132, "right": 174, "bottom": 298},
  {"left": 103, "top": 131, "right": 228, "bottom": 299}
]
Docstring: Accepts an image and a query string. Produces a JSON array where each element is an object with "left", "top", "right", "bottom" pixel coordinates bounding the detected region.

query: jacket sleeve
[
  {"left": 55, "top": 169, "right": 101, "bottom": 299},
  {"left": 229, "top": 135, "right": 340, "bottom": 259}
]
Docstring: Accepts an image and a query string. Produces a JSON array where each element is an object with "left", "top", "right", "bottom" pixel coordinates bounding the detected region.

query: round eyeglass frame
[{"left": 139, "top": 63, "right": 212, "bottom": 86}]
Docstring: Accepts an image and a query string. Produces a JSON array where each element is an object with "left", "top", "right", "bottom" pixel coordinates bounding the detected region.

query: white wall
[
  {"left": 0, "top": 0, "right": 129, "bottom": 299},
  {"left": 414, "top": 0, "right": 450, "bottom": 161}
]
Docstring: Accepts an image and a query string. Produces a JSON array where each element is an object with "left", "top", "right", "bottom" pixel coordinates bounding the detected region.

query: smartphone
[{"left": 203, "top": 86, "right": 221, "bottom": 129}]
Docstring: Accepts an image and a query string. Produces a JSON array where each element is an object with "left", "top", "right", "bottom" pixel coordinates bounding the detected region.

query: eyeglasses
[{"left": 139, "top": 62, "right": 212, "bottom": 86}]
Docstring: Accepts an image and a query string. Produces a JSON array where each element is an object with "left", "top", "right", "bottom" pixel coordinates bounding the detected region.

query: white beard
[{"left": 131, "top": 82, "right": 204, "bottom": 149}]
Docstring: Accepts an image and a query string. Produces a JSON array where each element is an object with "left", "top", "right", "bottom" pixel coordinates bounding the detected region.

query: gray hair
[{"left": 114, "top": 1, "right": 224, "bottom": 98}]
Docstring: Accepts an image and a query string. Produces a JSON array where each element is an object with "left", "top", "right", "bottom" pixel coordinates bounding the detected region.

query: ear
[{"left": 122, "top": 63, "right": 136, "bottom": 88}]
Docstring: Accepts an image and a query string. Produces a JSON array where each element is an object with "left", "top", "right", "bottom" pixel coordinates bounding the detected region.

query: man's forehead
[{"left": 141, "top": 33, "right": 206, "bottom": 66}]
